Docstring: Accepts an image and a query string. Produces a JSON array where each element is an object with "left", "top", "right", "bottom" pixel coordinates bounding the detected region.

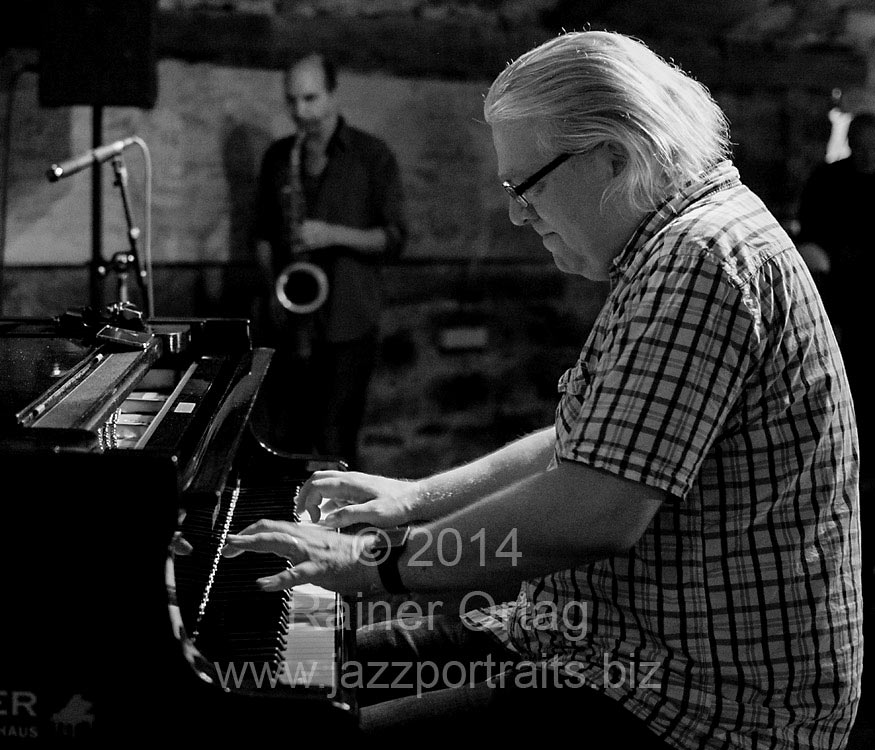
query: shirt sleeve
[
  {"left": 369, "top": 142, "right": 407, "bottom": 260},
  {"left": 557, "top": 245, "right": 761, "bottom": 500}
]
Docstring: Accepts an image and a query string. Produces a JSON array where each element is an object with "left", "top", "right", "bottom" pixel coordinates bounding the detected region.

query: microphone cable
[{"left": 126, "top": 135, "right": 154, "bottom": 318}]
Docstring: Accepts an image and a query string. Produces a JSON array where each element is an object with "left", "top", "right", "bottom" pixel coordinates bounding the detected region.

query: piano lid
[
  {"left": 0, "top": 320, "right": 94, "bottom": 430},
  {"left": 0, "top": 317, "right": 164, "bottom": 433},
  {"left": 0, "top": 305, "right": 202, "bottom": 453}
]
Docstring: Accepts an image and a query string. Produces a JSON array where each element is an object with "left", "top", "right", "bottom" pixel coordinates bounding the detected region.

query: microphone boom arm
[{"left": 46, "top": 137, "right": 136, "bottom": 182}]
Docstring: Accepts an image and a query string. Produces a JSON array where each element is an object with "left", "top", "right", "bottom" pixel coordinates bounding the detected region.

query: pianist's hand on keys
[
  {"left": 294, "top": 469, "right": 420, "bottom": 529},
  {"left": 222, "top": 517, "right": 384, "bottom": 595}
]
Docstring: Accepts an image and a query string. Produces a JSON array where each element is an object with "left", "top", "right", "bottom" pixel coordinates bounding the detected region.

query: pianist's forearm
[{"left": 410, "top": 427, "right": 555, "bottom": 522}]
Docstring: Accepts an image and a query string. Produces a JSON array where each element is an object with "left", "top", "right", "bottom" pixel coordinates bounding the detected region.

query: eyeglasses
[{"left": 502, "top": 152, "right": 572, "bottom": 208}]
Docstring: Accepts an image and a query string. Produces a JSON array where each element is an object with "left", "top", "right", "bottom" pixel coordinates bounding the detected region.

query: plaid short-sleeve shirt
[{"left": 464, "top": 162, "right": 862, "bottom": 749}]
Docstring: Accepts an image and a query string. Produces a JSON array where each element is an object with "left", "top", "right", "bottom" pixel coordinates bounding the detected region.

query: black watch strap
[{"left": 377, "top": 541, "right": 409, "bottom": 595}]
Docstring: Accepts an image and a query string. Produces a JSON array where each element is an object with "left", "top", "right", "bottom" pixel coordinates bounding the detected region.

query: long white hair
[{"left": 484, "top": 31, "right": 731, "bottom": 211}]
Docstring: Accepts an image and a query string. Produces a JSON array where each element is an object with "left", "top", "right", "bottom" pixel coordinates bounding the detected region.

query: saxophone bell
[
  {"left": 275, "top": 133, "right": 329, "bottom": 316},
  {"left": 275, "top": 260, "right": 329, "bottom": 315}
]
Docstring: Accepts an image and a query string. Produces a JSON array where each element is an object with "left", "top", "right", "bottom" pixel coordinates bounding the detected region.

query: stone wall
[{"left": 1, "top": 0, "right": 874, "bottom": 476}]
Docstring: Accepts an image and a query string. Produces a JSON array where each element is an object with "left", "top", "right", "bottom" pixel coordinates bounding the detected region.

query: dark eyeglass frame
[{"left": 502, "top": 152, "right": 573, "bottom": 208}]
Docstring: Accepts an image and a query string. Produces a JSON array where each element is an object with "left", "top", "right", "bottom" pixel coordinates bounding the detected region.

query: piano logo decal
[
  {"left": 51, "top": 694, "right": 94, "bottom": 737},
  {"left": 0, "top": 690, "right": 38, "bottom": 740}
]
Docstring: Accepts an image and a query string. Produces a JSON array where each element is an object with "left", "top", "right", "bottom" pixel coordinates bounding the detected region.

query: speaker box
[{"left": 39, "top": 0, "right": 158, "bottom": 108}]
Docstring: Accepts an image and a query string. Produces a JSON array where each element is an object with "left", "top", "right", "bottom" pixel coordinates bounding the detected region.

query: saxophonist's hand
[{"left": 299, "top": 219, "right": 336, "bottom": 249}]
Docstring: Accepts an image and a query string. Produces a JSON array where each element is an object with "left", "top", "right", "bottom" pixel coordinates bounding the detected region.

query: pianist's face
[
  {"left": 491, "top": 120, "right": 641, "bottom": 282},
  {"left": 284, "top": 57, "right": 338, "bottom": 139}
]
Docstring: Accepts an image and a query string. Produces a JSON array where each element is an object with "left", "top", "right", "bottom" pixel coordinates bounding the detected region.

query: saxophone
[{"left": 275, "top": 134, "right": 329, "bottom": 316}]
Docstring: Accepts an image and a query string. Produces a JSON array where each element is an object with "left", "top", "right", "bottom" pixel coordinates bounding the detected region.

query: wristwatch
[{"left": 363, "top": 526, "right": 411, "bottom": 595}]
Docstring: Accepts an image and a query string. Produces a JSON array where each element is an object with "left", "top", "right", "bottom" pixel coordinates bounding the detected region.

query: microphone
[{"left": 46, "top": 137, "right": 137, "bottom": 182}]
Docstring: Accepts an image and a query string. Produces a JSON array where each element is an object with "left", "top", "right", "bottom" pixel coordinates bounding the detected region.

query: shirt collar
[
  {"left": 326, "top": 115, "right": 349, "bottom": 153},
  {"left": 610, "top": 160, "right": 740, "bottom": 282}
]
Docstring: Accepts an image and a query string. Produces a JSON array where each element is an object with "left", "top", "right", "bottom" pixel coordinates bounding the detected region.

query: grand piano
[{"left": 0, "top": 303, "right": 359, "bottom": 744}]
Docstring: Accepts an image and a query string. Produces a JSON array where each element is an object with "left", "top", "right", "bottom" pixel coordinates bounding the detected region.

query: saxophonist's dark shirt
[
  {"left": 255, "top": 116, "right": 407, "bottom": 342},
  {"left": 796, "top": 155, "right": 875, "bottom": 332}
]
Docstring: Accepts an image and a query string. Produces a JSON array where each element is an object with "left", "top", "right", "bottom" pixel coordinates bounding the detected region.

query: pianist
[{"left": 222, "top": 30, "right": 863, "bottom": 750}]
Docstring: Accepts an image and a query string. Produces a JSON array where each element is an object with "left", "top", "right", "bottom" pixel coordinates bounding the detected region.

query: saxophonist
[{"left": 253, "top": 51, "right": 408, "bottom": 468}]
